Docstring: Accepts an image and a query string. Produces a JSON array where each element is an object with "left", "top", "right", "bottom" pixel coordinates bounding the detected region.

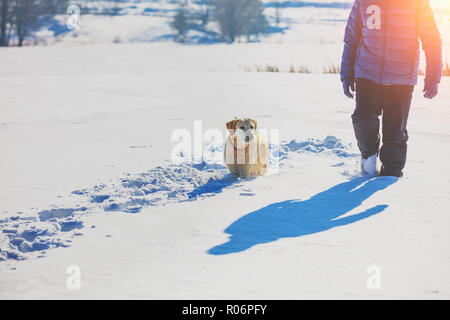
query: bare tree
[
  {"left": 199, "top": 0, "right": 211, "bottom": 27},
  {"left": 0, "top": 0, "right": 64, "bottom": 47},
  {"left": 171, "top": 4, "right": 190, "bottom": 43},
  {"left": 102, "top": 0, "right": 122, "bottom": 16},
  {"left": 213, "top": 0, "right": 266, "bottom": 43},
  {"left": 0, "top": 0, "right": 11, "bottom": 46},
  {"left": 13, "top": 0, "right": 41, "bottom": 46},
  {"left": 274, "top": 0, "right": 283, "bottom": 26},
  {"left": 40, "top": 0, "right": 69, "bottom": 15},
  {"left": 247, "top": 5, "right": 268, "bottom": 41}
]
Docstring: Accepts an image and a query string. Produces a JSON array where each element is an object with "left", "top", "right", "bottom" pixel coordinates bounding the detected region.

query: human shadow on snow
[{"left": 208, "top": 176, "right": 397, "bottom": 255}]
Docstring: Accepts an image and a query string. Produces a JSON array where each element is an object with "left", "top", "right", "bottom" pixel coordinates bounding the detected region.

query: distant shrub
[
  {"left": 287, "top": 65, "right": 311, "bottom": 73},
  {"left": 249, "top": 60, "right": 450, "bottom": 77},
  {"left": 255, "top": 65, "right": 279, "bottom": 72},
  {"left": 265, "top": 65, "right": 280, "bottom": 72},
  {"left": 297, "top": 65, "right": 311, "bottom": 73},
  {"left": 443, "top": 61, "right": 450, "bottom": 77},
  {"left": 323, "top": 64, "right": 340, "bottom": 74},
  {"left": 254, "top": 64, "right": 312, "bottom": 73}
]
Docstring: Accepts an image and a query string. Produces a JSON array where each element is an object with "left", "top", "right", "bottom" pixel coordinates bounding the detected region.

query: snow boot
[{"left": 379, "top": 165, "right": 403, "bottom": 177}]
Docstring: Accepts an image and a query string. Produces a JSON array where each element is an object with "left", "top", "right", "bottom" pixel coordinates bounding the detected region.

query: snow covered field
[
  {"left": 0, "top": 0, "right": 449, "bottom": 299},
  {"left": 0, "top": 42, "right": 449, "bottom": 299},
  {"left": 36, "top": 0, "right": 450, "bottom": 69}
]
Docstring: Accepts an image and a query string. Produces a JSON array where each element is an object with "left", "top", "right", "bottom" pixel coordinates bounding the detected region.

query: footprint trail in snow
[{"left": 0, "top": 136, "right": 359, "bottom": 261}]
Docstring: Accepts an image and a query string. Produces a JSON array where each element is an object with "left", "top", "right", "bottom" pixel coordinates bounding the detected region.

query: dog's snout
[{"left": 245, "top": 133, "right": 255, "bottom": 143}]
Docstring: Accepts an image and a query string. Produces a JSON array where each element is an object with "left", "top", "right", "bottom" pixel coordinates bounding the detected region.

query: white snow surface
[
  {"left": 0, "top": 42, "right": 449, "bottom": 299},
  {"left": 361, "top": 154, "right": 378, "bottom": 176},
  {"left": 1, "top": 0, "right": 450, "bottom": 297}
]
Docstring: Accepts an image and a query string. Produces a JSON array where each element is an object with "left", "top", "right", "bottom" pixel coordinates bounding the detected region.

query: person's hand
[
  {"left": 423, "top": 79, "right": 438, "bottom": 99},
  {"left": 343, "top": 78, "right": 355, "bottom": 99}
]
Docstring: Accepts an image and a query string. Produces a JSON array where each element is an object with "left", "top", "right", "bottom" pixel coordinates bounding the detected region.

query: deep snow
[
  {"left": 0, "top": 134, "right": 358, "bottom": 261},
  {"left": 0, "top": 42, "right": 449, "bottom": 298}
]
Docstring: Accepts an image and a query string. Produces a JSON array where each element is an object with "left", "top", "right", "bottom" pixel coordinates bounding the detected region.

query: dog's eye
[
  {"left": 250, "top": 126, "right": 254, "bottom": 129},
  {"left": 239, "top": 126, "right": 245, "bottom": 130}
]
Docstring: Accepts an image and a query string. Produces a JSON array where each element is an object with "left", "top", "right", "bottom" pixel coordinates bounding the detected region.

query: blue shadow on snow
[
  {"left": 208, "top": 176, "right": 397, "bottom": 255},
  {"left": 186, "top": 173, "right": 241, "bottom": 199}
]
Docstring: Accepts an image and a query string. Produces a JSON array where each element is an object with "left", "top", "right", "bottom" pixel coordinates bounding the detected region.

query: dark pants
[{"left": 352, "top": 78, "right": 414, "bottom": 175}]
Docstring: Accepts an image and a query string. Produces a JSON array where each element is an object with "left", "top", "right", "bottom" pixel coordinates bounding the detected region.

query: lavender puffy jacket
[{"left": 340, "top": 0, "right": 442, "bottom": 85}]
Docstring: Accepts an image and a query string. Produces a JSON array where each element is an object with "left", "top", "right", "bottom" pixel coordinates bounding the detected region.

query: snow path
[{"left": 0, "top": 136, "right": 358, "bottom": 261}]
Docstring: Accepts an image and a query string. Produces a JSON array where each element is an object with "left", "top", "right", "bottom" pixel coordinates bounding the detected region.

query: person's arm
[
  {"left": 341, "top": 0, "right": 361, "bottom": 98},
  {"left": 418, "top": 0, "right": 442, "bottom": 99}
]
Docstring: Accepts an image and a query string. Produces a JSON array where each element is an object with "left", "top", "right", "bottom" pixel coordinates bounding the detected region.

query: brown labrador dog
[{"left": 224, "top": 118, "right": 269, "bottom": 178}]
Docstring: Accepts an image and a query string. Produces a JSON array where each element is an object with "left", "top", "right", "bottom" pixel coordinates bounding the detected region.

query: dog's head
[{"left": 226, "top": 117, "right": 258, "bottom": 144}]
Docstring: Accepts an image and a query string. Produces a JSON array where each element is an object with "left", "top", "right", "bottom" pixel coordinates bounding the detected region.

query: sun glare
[{"left": 431, "top": 0, "right": 450, "bottom": 10}]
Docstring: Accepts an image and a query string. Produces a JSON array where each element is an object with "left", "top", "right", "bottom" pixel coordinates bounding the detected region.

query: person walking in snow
[{"left": 340, "top": 0, "right": 442, "bottom": 177}]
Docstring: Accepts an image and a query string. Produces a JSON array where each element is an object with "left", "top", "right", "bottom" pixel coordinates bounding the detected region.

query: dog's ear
[
  {"left": 250, "top": 119, "right": 258, "bottom": 130},
  {"left": 226, "top": 117, "right": 239, "bottom": 134}
]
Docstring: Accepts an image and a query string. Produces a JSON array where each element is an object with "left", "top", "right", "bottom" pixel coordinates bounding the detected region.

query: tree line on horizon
[
  {"left": 172, "top": 0, "right": 269, "bottom": 43},
  {"left": 0, "top": 0, "right": 145, "bottom": 47},
  {"left": 0, "top": 0, "right": 274, "bottom": 47},
  {"left": 0, "top": 0, "right": 69, "bottom": 47}
]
